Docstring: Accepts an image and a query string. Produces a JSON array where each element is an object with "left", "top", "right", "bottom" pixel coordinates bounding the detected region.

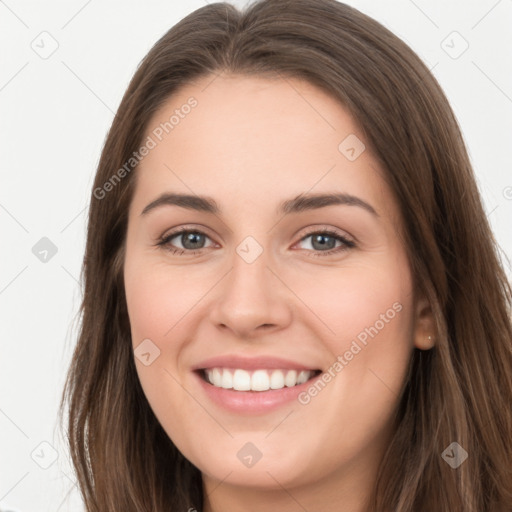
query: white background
[{"left": 1, "top": 1, "right": 511, "bottom": 511}]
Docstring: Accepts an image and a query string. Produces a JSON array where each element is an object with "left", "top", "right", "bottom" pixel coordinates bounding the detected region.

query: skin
[{"left": 123, "top": 73, "right": 436, "bottom": 512}]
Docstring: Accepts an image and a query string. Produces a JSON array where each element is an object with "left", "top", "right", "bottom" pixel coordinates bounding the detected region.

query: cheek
[
  {"left": 286, "top": 261, "right": 415, "bottom": 462},
  {"left": 123, "top": 260, "right": 201, "bottom": 441},
  {"left": 290, "top": 257, "right": 415, "bottom": 412},
  {"left": 124, "top": 257, "right": 205, "bottom": 344},
  {"left": 123, "top": 255, "right": 217, "bottom": 423},
  {"left": 289, "top": 258, "right": 414, "bottom": 349}
]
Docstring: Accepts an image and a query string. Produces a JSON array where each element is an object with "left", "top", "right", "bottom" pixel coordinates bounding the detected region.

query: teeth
[
  {"left": 296, "top": 370, "right": 310, "bottom": 385},
  {"left": 204, "top": 368, "right": 317, "bottom": 391},
  {"left": 233, "top": 369, "right": 251, "bottom": 391},
  {"left": 269, "top": 369, "right": 285, "bottom": 389},
  {"left": 284, "top": 369, "right": 297, "bottom": 387},
  {"left": 251, "top": 370, "right": 270, "bottom": 391},
  {"left": 220, "top": 368, "right": 232, "bottom": 389}
]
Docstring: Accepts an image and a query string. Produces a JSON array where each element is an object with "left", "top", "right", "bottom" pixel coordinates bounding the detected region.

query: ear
[{"left": 412, "top": 293, "right": 436, "bottom": 350}]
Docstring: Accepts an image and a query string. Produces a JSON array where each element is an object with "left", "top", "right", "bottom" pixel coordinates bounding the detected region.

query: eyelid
[
  {"left": 159, "top": 223, "right": 215, "bottom": 238},
  {"left": 297, "top": 225, "right": 355, "bottom": 244}
]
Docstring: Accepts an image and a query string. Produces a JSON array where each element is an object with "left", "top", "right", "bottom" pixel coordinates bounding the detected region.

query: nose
[{"left": 208, "top": 246, "right": 292, "bottom": 339}]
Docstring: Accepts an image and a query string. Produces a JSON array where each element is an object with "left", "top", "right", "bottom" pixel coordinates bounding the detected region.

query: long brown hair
[{"left": 59, "top": 0, "right": 512, "bottom": 510}]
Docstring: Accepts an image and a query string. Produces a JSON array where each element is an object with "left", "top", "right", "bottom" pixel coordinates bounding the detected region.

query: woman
[{"left": 59, "top": 0, "right": 512, "bottom": 510}]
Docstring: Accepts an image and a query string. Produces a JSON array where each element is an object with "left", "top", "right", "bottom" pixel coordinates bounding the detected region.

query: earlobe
[
  {"left": 413, "top": 295, "right": 436, "bottom": 350},
  {"left": 415, "top": 334, "right": 435, "bottom": 351}
]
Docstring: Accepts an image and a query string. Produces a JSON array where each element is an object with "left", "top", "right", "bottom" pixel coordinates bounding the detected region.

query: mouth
[{"left": 197, "top": 367, "right": 322, "bottom": 392}]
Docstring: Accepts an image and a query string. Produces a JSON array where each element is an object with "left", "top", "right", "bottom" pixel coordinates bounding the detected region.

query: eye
[
  {"left": 156, "top": 226, "right": 356, "bottom": 257},
  {"left": 294, "top": 227, "right": 356, "bottom": 258},
  {"left": 156, "top": 227, "right": 215, "bottom": 256}
]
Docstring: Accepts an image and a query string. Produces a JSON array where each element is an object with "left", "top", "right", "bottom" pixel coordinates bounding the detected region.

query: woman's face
[{"left": 123, "top": 74, "right": 434, "bottom": 506}]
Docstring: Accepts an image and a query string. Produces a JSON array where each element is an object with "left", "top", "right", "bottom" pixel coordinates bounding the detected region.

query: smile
[{"left": 201, "top": 367, "right": 322, "bottom": 392}]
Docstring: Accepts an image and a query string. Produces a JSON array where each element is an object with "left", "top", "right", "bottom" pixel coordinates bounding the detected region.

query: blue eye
[
  {"left": 157, "top": 228, "right": 214, "bottom": 256},
  {"left": 157, "top": 227, "right": 356, "bottom": 258},
  {"left": 296, "top": 228, "right": 356, "bottom": 257}
]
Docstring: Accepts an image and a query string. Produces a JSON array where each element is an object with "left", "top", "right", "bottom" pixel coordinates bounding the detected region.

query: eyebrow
[{"left": 140, "top": 192, "right": 379, "bottom": 217}]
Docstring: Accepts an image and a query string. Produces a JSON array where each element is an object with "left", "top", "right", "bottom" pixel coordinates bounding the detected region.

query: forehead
[
  {"left": 132, "top": 74, "right": 396, "bottom": 223},
  {"left": 144, "top": 73, "right": 365, "bottom": 164}
]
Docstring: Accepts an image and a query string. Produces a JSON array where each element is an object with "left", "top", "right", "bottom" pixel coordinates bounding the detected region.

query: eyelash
[{"left": 156, "top": 226, "right": 356, "bottom": 258}]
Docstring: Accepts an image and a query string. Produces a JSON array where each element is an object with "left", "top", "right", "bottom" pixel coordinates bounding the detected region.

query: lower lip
[{"left": 193, "top": 370, "right": 322, "bottom": 414}]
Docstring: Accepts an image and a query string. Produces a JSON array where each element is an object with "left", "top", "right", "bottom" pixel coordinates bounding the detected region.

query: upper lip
[{"left": 192, "top": 355, "right": 321, "bottom": 371}]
